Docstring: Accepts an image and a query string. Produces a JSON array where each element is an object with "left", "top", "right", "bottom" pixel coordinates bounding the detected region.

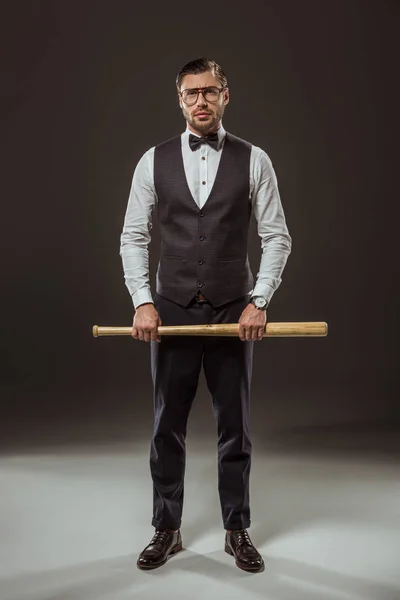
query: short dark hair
[{"left": 176, "top": 58, "right": 228, "bottom": 91}]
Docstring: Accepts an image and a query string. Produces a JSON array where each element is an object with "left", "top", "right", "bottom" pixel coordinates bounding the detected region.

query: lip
[{"left": 195, "top": 112, "right": 211, "bottom": 116}]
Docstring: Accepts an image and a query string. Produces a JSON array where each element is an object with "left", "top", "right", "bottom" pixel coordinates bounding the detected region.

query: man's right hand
[{"left": 132, "top": 303, "right": 162, "bottom": 342}]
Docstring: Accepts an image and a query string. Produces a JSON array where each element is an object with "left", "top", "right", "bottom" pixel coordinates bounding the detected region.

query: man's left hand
[{"left": 238, "top": 303, "right": 267, "bottom": 341}]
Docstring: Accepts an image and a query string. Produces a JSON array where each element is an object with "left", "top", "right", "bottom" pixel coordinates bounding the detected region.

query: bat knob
[{"left": 92, "top": 325, "right": 99, "bottom": 337}]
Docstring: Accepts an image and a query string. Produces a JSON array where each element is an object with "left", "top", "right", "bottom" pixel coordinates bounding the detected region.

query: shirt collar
[{"left": 183, "top": 123, "right": 226, "bottom": 150}]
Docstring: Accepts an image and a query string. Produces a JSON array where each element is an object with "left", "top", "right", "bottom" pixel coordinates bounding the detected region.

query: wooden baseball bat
[{"left": 92, "top": 322, "right": 328, "bottom": 338}]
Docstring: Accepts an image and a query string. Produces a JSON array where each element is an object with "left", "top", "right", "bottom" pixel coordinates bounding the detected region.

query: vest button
[
  {"left": 198, "top": 260, "right": 204, "bottom": 265},
  {"left": 197, "top": 281, "right": 204, "bottom": 287},
  {"left": 199, "top": 212, "right": 204, "bottom": 217},
  {"left": 199, "top": 235, "right": 205, "bottom": 241}
]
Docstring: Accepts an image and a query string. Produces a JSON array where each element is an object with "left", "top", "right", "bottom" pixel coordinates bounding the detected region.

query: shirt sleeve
[
  {"left": 119, "top": 148, "right": 157, "bottom": 309},
  {"left": 250, "top": 146, "right": 292, "bottom": 304}
]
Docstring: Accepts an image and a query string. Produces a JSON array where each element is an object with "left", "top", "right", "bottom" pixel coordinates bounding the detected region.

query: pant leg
[
  {"left": 202, "top": 296, "right": 254, "bottom": 530},
  {"left": 150, "top": 294, "right": 204, "bottom": 530}
]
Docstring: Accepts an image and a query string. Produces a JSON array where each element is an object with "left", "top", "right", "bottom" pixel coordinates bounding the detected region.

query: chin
[
  {"left": 197, "top": 116, "right": 215, "bottom": 125},
  {"left": 193, "top": 122, "right": 209, "bottom": 132},
  {"left": 194, "top": 118, "right": 211, "bottom": 126}
]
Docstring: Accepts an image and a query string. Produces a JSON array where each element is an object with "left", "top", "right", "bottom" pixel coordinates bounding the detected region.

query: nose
[{"left": 196, "top": 91, "right": 208, "bottom": 106}]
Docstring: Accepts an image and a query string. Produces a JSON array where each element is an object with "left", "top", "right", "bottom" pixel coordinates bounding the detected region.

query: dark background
[{"left": 2, "top": 0, "right": 399, "bottom": 450}]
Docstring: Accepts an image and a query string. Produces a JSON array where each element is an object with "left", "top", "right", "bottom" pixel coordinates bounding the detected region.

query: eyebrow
[{"left": 183, "top": 86, "right": 216, "bottom": 91}]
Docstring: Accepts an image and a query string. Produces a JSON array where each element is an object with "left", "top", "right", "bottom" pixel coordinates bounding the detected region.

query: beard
[{"left": 182, "top": 104, "right": 225, "bottom": 135}]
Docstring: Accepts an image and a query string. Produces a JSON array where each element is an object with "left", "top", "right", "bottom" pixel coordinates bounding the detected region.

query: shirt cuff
[
  {"left": 132, "top": 287, "right": 154, "bottom": 309},
  {"left": 250, "top": 283, "right": 275, "bottom": 305}
]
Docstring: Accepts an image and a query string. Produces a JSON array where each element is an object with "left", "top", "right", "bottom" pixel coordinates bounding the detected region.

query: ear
[
  {"left": 223, "top": 87, "right": 230, "bottom": 106},
  {"left": 177, "top": 91, "right": 183, "bottom": 109}
]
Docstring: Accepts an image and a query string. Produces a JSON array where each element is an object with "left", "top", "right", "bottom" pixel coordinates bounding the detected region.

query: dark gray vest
[{"left": 154, "top": 132, "right": 254, "bottom": 307}]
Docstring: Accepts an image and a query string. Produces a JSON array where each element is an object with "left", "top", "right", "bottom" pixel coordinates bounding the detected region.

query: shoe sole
[
  {"left": 137, "top": 542, "right": 183, "bottom": 570},
  {"left": 225, "top": 544, "right": 265, "bottom": 573}
]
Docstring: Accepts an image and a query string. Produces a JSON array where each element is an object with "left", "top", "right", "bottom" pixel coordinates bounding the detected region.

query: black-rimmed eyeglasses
[{"left": 180, "top": 86, "right": 225, "bottom": 106}]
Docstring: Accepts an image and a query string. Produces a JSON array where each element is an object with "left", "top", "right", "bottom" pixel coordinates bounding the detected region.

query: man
[{"left": 120, "top": 58, "right": 291, "bottom": 573}]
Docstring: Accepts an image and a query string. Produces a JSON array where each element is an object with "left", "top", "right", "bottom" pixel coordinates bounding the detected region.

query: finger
[
  {"left": 132, "top": 327, "right": 138, "bottom": 339},
  {"left": 157, "top": 318, "right": 162, "bottom": 342},
  {"left": 150, "top": 328, "right": 158, "bottom": 342},
  {"left": 239, "top": 323, "right": 246, "bottom": 341},
  {"left": 245, "top": 326, "right": 252, "bottom": 341},
  {"left": 258, "top": 326, "right": 264, "bottom": 341},
  {"left": 144, "top": 330, "right": 151, "bottom": 342},
  {"left": 138, "top": 329, "right": 145, "bottom": 341}
]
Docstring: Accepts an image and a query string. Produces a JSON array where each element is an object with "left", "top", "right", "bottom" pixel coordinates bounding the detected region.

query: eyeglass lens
[{"left": 182, "top": 87, "right": 221, "bottom": 105}]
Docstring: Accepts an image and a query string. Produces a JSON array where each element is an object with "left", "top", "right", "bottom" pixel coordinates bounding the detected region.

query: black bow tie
[{"left": 189, "top": 132, "right": 219, "bottom": 152}]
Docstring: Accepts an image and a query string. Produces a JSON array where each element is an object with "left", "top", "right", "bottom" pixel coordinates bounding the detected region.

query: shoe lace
[
  {"left": 151, "top": 529, "right": 171, "bottom": 547},
  {"left": 234, "top": 529, "right": 251, "bottom": 545}
]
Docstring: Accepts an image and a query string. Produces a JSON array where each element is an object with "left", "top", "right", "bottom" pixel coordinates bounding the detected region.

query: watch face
[{"left": 254, "top": 297, "right": 266, "bottom": 308}]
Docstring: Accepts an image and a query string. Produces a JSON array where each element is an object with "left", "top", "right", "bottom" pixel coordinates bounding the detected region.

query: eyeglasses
[{"left": 180, "top": 86, "right": 225, "bottom": 106}]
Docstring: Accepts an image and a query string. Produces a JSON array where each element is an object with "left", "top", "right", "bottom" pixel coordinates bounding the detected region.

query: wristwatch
[{"left": 250, "top": 296, "right": 268, "bottom": 311}]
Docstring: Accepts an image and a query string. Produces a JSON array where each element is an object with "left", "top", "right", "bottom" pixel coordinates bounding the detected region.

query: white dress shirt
[{"left": 120, "top": 124, "right": 292, "bottom": 309}]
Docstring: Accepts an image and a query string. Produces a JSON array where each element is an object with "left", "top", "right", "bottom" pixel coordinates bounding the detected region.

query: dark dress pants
[{"left": 149, "top": 292, "right": 254, "bottom": 531}]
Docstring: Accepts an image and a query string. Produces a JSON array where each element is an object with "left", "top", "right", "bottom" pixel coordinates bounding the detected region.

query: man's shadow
[{"left": 1, "top": 552, "right": 398, "bottom": 600}]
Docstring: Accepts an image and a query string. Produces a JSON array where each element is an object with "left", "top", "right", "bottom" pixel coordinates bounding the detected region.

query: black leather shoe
[
  {"left": 225, "top": 529, "right": 265, "bottom": 572},
  {"left": 137, "top": 529, "right": 182, "bottom": 570}
]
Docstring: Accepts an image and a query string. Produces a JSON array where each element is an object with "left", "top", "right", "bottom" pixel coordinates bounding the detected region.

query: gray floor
[{"left": 1, "top": 432, "right": 399, "bottom": 600}]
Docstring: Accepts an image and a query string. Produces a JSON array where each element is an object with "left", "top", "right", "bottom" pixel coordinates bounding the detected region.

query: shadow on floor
[{"left": 1, "top": 550, "right": 398, "bottom": 600}]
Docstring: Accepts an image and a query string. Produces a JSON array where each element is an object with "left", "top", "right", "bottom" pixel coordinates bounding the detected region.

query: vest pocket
[
  {"left": 218, "top": 256, "right": 244, "bottom": 264},
  {"left": 163, "top": 255, "right": 187, "bottom": 261}
]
